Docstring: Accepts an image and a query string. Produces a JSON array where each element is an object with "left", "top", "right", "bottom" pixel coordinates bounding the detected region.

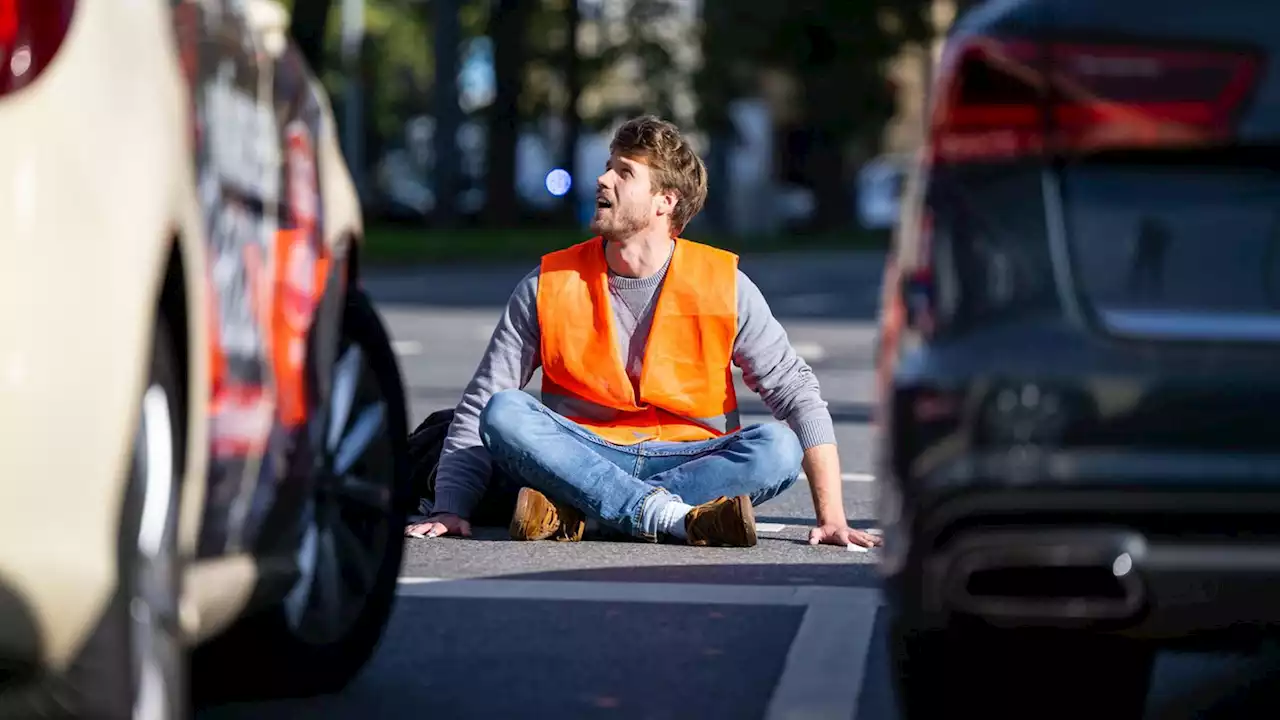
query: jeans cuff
[{"left": 632, "top": 486, "right": 668, "bottom": 543}]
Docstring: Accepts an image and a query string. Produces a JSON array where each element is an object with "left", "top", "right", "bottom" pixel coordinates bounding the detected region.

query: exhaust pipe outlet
[{"left": 937, "top": 530, "right": 1148, "bottom": 625}]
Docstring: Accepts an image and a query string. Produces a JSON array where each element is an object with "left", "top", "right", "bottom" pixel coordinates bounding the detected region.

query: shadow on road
[
  {"left": 484, "top": 561, "right": 881, "bottom": 588},
  {"left": 196, "top": 562, "right": 879, "bottom": 720},
  {"left": 196, "top": 557, "right": 1280, "bottom": 720}
]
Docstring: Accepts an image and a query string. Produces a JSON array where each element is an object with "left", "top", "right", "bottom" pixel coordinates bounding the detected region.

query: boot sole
[{"left": 735, "top": 495, "right": 759, "bottom": 548}]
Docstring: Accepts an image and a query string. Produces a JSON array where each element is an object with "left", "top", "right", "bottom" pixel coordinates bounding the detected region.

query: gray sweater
[{"left": 432, "top": 253, "right": 837, "bottom": 517}]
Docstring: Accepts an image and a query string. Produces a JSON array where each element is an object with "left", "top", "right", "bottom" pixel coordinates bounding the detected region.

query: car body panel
[
  {"left": 175, "top": 0, "right": 364, "bottom": 559},
  {"left": 0, "top": 0, "right": 205, "bottom": 670},
  {"left": 180, "top": 0, "right": 325, "bottom": 560},
  {"left": 0, "top": 0, "right": 365, "bottom": 672}
]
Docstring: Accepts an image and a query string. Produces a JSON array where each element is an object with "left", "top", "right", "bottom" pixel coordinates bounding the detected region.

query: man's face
[{"left": 590, "top": 152, "right": 668, "bottom": 238}]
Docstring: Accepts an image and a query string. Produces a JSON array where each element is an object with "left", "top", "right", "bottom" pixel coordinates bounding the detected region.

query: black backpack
[
  {"left": 407, "top": 407, "right": 519, "bottom": 527},
  {"left": 407, "top": 407, "right": 455, "bottom": 504}
]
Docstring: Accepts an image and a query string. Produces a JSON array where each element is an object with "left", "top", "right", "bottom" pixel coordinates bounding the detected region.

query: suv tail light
[
  {"left": 928, "top": 36, "right": 1264, "bottom": 163},
  {"left": 0, "top": 0, "right": 76, "bottom": 97}
]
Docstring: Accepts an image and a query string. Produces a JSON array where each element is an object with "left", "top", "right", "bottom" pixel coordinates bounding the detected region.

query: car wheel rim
[
  {"left": 132, "top": 384, "right": 180, "bottom": 720},
  {"left": 283, "top": 341, "right": 395, "bottom": 644}
]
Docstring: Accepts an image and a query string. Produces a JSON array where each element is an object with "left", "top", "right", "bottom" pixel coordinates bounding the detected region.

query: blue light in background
[{"left": 545, "top": 168, "right": 572, "bottom": 197}]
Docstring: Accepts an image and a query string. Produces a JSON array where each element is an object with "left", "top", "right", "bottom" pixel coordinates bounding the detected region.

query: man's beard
[{"left": 590, "top": 203, "right": 647, "bottom": 239}]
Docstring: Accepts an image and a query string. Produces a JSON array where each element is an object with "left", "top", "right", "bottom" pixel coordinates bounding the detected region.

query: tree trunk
[
  {"left": 559, "top": 0, "right": 582, "bottom": 224},
  {"left": 484, "top": 0, "right": 532, "bottom": 228},
  {"left": 432, "top": 0, "right": 463, "bottom": 227},
  {"left": 705, "top": 134, "right": 730, "bottom": 234},
  {"left": 697, "top": 0, "right": 733, "bottom": 234},
  {"left": 808, "top": 128, "right": 849, "bottom": 233}
]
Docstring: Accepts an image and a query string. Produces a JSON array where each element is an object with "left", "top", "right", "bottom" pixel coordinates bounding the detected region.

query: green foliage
[
  {"left": 283, "top": 0, "right": 490, "bottom": 143},
  {"left": 281, "top": 0, "right": 932, "bottom": 150},
  {"left": 594, "top": 0, "right": 685, "bottom": 126},
  {"left": 698, "top": 0, "right": 934, "bottom": 144},
  {"left": 283, "top": 0, "right": 694, "bottom": 146},
  {"left": 523, "top": 0, "right": 689, "bottom": 130}
]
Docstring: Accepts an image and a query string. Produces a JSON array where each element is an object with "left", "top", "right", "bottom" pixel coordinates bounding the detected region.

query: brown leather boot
[
  {"left": 509, "top": 487, "right": 586, "bottom": 542},
  {"left": 684, "top": 495, "right": 757, "bottom": 547}
]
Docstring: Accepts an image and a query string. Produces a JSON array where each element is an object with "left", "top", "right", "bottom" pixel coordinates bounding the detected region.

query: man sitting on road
[{"left": 405, "top": 115, "right": 881, "bottom": 549}]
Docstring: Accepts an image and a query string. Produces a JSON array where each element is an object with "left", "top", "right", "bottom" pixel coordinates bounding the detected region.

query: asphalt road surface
[{"left": 200, "top": 250, "right": 1280, "bottom": 719}]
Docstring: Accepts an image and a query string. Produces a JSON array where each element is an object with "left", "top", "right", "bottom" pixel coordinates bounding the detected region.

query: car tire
[
  {"left": 193, "top": 287, "right": 411, "bottom": 703},
  {"left": 2, "top": 317, "right": 189, "bottom": 720},
  {"left": 890, "top": 617, "right": 1154, "bottom": 719}
]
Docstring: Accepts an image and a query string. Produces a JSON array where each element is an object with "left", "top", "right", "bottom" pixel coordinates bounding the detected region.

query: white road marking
[
  {"left": 764, "top": 589, "right": 880, "bottom": 720},
  {"left": 756, "top": 523, "right": 788, "bottom": 533},
  {"left": 392, "top": 340, "right": 423, "bottom": 356},
  {"left": 791, "top": 342, "right": 827, "bottom": 362}
]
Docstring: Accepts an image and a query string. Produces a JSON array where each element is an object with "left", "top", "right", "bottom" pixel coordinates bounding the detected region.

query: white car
[{"left": 0, "top": 1, "right": 413, "bottom": 717}]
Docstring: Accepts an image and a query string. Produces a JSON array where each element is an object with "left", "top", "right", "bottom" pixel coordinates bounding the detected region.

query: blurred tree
[
  {"left": 283, "top": 0, "right": 444, "bottom": 151},
  {"left": 433, "top": 0, "right": 463, "bottom": 228},
  {"left": 522, "top": 0, "right": 688, "bottom": 225},
  {"left": 488, "top": 0, "right": 687, "bottom": 225},
  {"left": 694, "top": 0, "right": 746, "bottom": 233},
  {"left": 554, "top": 0, "right": 582, "bottom": 222},
  {"left": 697, "top": 0, "right": 934, "bottom": 232},
  {"left": 589, "top": 0, "right": 686, "bottom": 127},
  {"left": 284, "top": 0, "right": 689, "bottom": 225},
  {"left": 483, "top": 0, "right": 533, "bottom": 227},
  {"left": 522, "top": 0, "right": 686, "bottom": 130}
]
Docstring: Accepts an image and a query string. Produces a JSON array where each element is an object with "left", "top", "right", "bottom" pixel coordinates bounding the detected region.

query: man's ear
[{"left": 655, "top": 188, "right": 679, "bottom": 217}]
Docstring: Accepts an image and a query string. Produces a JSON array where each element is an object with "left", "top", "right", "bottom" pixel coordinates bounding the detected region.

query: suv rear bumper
[{"left": 883, "top": 478, "right": 1280, "bottom": 645}]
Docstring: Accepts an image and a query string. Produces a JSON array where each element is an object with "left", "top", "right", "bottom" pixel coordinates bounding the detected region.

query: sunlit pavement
[{"left": 199, "top": 252, "right": 1280, "bottom": 719}]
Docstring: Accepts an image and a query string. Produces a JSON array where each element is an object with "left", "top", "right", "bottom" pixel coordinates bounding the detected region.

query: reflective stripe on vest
[{"left": 536, "top": 236, "right": 740, "bottom": 445}]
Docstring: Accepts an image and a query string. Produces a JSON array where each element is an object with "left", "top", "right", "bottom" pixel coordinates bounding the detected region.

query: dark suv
[{"left": 875, "top": 0, "right": 1280, "bottom": 716}]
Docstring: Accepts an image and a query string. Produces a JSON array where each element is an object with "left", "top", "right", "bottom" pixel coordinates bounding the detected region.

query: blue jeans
[{"left": 478, "top": 389, "right": 804, "bottom": 540}]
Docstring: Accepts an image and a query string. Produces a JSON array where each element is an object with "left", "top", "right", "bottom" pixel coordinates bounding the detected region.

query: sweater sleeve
[{"left": 431, "top": 268, "right": 542, "bottom": 517}]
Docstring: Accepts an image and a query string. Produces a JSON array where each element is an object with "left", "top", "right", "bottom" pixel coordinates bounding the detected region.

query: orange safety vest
[{"left": 537, "top": 236, "right": 741, "bottom": 445}]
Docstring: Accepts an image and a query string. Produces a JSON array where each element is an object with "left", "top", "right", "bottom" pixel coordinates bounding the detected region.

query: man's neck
[{"left": 603, "top": 231, "right": 675, "bottom": 279}]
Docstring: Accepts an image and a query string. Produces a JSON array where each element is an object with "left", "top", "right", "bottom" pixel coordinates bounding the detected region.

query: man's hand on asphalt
[
  {"left": 405, "top": 513, "right": 472, "bottom": 539},
  {"left": 809, "top": 524, "right": 882, "bottom": 549}
]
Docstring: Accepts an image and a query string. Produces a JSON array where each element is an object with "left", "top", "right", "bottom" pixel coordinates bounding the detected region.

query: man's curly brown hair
[{"left": 609, "top": 115, "right": 708, "bottom": 237}]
